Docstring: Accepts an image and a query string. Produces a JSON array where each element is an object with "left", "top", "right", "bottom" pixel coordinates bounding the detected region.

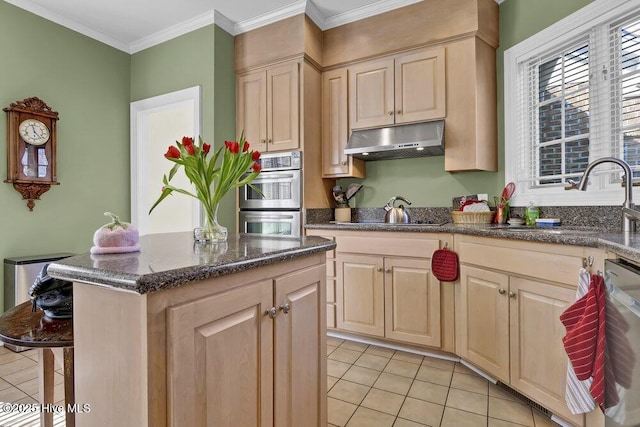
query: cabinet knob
[
  {"left": 397, "top": 110, "right": 402, "bottom": 114},
  {"left": 279, "top": 303, "right": 291, "bottom": 314},
  {"left": 508, "top": 291, "right": 517, "bottom": 299},
  {"left": 498, "top": 288, "right": 506, "bottom": 295},
  {"left": 388, "top": 111, "right": 393, "bottom": 116},
  {"left": 268, "top": 139, "right": 272, "bottom": 143},
  {"left": 385, "top": 268, "right": 391, "bottom": 273},
  {"left": 265, "top": 307, "right": 277, "bottom": 318},
  {"left": 260, "top": 139, "right": 266, "bottom": 144},
  {"left": 341, "top": 161, "right": 347, "bottom": 165},
  {"left": 376, "top": 267, "right": 383, "bottom": 272}
]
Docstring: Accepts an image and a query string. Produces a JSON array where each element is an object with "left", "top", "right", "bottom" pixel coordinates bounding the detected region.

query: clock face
[{"left": 19, "top": 118, "right": 50, "bottom": 146}]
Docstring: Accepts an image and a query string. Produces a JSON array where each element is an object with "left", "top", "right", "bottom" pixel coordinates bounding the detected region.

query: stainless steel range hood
[{"left": 344, "top": 120, "right": 445, "bottom": 161}]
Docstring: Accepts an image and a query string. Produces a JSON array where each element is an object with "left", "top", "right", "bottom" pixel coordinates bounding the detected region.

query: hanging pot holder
[{"left": 431, "top": 246, "right": 459, "bottom": 282}]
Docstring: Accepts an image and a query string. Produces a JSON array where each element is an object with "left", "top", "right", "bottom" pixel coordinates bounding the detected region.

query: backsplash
[{"left": 306, "top": 206, "right": 621, "bottom": 231}]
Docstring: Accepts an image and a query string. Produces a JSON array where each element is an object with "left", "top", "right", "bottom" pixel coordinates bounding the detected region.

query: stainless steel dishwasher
[{"left": 604, "top": 259, "right": 640, "bottom": 427}]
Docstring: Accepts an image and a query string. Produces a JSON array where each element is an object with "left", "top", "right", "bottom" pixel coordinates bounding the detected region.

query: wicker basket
[{"left": 451, "top": 210, "right": 495, "bottom": 224}]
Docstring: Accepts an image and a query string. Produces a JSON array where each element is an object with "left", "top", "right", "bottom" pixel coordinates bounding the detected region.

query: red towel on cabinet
[{"left": 560, "top": 274, "right": 609, "bottom": 411}]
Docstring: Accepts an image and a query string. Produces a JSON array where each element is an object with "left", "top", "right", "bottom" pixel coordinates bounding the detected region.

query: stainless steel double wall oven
[{"left": 238, "top": 150, "right": 302, "bottom": 237}]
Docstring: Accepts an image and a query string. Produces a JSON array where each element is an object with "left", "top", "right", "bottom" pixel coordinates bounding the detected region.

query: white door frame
[{"left": 130, "top": 86, "right": 202, "bottom": 235}]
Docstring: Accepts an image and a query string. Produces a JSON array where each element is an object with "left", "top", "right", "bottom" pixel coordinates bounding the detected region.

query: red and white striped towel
[{"left": 560, "top": 273, "right": 609, "bottom": 411}]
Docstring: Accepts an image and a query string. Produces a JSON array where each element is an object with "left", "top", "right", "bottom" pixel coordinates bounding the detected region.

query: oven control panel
[{"left": 259, "top": 151, "right": 301, "bottom": 171}]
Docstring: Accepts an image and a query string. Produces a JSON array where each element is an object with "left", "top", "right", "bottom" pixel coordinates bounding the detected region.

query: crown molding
[
  {"left": 214, "top": 10, "right": 236, "bottom": 35},
  {"left": 305, "top": 0, "right": 326, "bottom": 29},
  {"left": 129, "top": 10, "right": 217, "bottom": 53},
  {"left": 233, "top": 1, "right": 307, "bottom": 35},
  {"left": 495, "top": 0, "right": 505, "bottom": 4},
  {"left": 4, "top": 0, "right": 130, "bottom": 52},
  {"left": 321, "top": 0, "right": 422, "bottom": 30}
]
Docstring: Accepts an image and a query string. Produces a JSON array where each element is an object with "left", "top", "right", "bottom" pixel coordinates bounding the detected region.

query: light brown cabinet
[
  {"left": 167, "top": 264, "right": 326, "bottom": 427},
  {"left": 237, "top": 61, "right": 300, "bottom": 152},
  {"left": 321, "top": 68, "right": 365, "bottom": 178},
  {"left": 455, "top": 234, "right": 607, "bottom": 427},
  {"left": 337, "top": 254, "right": 440, "bottom": 347},
  {"left": 348, "top": 47, "right": 446, "bottom": 131}
]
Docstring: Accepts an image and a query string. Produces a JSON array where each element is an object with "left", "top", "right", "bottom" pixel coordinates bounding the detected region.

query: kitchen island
[{"left": 47, "top": 232, "right": 335, "bottom": 427}]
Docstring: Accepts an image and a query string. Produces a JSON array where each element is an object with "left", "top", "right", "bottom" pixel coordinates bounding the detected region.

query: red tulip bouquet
[{"left": 149, "top": 134, "right": 261, "bottom": 242}]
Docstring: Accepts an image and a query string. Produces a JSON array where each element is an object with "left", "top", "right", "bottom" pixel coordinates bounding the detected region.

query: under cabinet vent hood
[{"left": 344, "top": 120, "right": 445, "bottom": 161}]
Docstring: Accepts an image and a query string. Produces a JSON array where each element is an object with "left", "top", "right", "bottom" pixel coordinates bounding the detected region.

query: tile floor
[
  {"left": 0, "top": 338, "right": 558, "bottom": 427},
  {"left": 327, "top": 336, "right": 558, "bottom": 427},
  {"left": 0, "top": 345, "right": 66, "bottom": 426}
]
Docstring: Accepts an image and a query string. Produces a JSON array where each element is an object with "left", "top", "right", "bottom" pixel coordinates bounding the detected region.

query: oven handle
[
  {"left": 242, "top": 214, "right": 296, "bottom": 220},
  {"left": 248, "top": 173, "right": 297, "bottom": 183}
]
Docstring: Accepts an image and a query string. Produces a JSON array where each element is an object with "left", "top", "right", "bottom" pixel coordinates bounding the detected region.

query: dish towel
[
  {"left": 560, "top": 272, "right": 608, "bottom": 411},
  {"left": 563, "top": 268, "right": 596, "bottom": 414}
]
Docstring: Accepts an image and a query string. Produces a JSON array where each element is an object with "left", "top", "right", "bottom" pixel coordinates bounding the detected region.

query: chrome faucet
[{"left": 571, "top": 157, "right": 640, "bottom": 233}]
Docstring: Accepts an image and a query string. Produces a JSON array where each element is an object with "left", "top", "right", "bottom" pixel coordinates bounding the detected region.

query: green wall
[
  {"left": 130, "top": 24, "right": 237, "bottom": 228},
  {"left": 0, "top": 2, "right": 130, "bottom": 309},
  {"left": 340, "top": 0, "right": 594, "bottom": 209}
]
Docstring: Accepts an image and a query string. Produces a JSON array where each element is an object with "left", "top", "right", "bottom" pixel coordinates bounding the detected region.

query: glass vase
[{"left": 194, "top": 204, "right": 228, "bottom": 243}]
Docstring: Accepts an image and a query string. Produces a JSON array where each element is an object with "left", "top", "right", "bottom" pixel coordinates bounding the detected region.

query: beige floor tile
[
  {"left": 489, "top": 383, "right": 518, "bottom": 402},
  {"left": 3, "top": 365, "right": 39, "bottom": 386},
  {"left": 415, "top": 365, "right": 453, "bottom": 386},
  {"left": 441, "top": 406, "right": 487, "bottom": 427},
  {"left": 0, "top": 358, "right": 37, "bottom": 377},
  {"left": 329, "top": 348, "right": 364, "bottom": 365},
  {"left": 328, "top": 376, "right": 339, "bottom": 391},
  {"left": 373, "top": 373, "right": 413, "bottom": 395},
  {"left": 328, "top": 396, "right": 358, "bottom": 427},
  {"left": 364, "top": 345, "right": 395, "bottom": 358},
  {"left": 392, "top": 351, "right": 424, "bottom": 365},
  {"left": 328, "top": 380, "right": 370, "bottom": 405},
  {"left": 383, "top": 360, "right": 419, "bottom": 379},
  {"left": 446, "top": 387, "right": 488, "bottom": 416},
  {"left": 22, "top": 349, "right": 39, "bottom": 360},
  {"left": 342, "top": 365, "right": 381, "bottom": 387},
  {"left": 0, "top": 346, "right": 11, "bottom": 355},
  {"left": 340, "top": 341, "right": 368, "bottom": 352},
  {"left": 328, "top": 359, "right": 352, "bottom": 378},
  {"left": 393, "top": 418, "right": 427, "bottom": 427},
  {"left": 0, "top": 378, "right": 14, "bottom": 392},
  {"left": 0, "top": 352, "right": 27, "bottom": 365},
  {"left": 0, "top": 385, "right": 28, "bottom": 402},
  {"left": 329, "top": 424, "right": 340, "bottom": 427},
  {"left": 488, "top": 396, "right": 534, "bottom": 427},
  {"left": 33, "top": 383, "right": 65, "bottom": 404},
  {"left": 328, "top": 337, "right": 346, "bottom": 347},
  {"left": 488, "top": 417, "right": 525, "bottom": 427},
  {"left": 360, "top": 387, "right": 405, "bottom": 416},
  {"left": 346, "top": 406, "right": 395, "bottom": 427},
  {"left": 15, "top": 395, "right": 38, "bottom": 405},
  {"left": 407, "top": 379, "right": 449, "bottom": 405},
  {"left": 421, "top": 357, "right": 456, "bottom": 372},
  {"left": 454, "top": 363, "right": 478, "bottom": 376},
  {"left": 328, "top": 345, "right": 338, "bottom": 355},
  {"left": 450, "top": 372, "right": 489, "bottom": 395},
  {"left": 398, "top": 396, "right": 444, "bottom": 426},
  {"left": 532, "top": 409, "right": 556, "bottom": 427},
  {"left": 355, "top": 353, "right": 390, "bottom": 371}
]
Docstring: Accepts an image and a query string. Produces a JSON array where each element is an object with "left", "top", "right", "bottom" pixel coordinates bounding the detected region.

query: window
[{"left": 504, "top": 0, "right": 640, "bottom": 206}]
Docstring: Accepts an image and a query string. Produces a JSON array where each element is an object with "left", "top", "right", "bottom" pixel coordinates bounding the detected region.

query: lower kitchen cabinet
[
  {"left": 166, "top": 264, "right": 326, "bottom": 427},
  {"left": 455, "top": 234, "right": 608, "bottom": 427}
]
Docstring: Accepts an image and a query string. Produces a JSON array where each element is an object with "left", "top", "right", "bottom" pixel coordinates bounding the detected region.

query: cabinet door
[
  {"left": 238, "top": 70, "right": 268, "bottom": 153},
  {"left": 166, "top": 280, "right": 273, "bottom": 427},
  {"left": 322, "top": 69, "right": 365, "bottom": 178},
  {"left": 458, "top": 265, "right": 510, "bottom": 382},
  {"left": 348, "top": 58, "right": 395, "bottom": 130},
  {"left": 337, "top": 254, "right": 385, "bottom": 336},
  {"left": 267, "top": 62, "right": 299, "bottom": 151},
  {"left": 395, "top": 47, "right": 446, "bottom": 123},
  {"left": 274, "top": 264, "right": 326, "bottom": 427},
  {"left": 509, "top": 277, "right": 583, "bottom": 426},
  {"left": 384, "top": 257, "right": 441, "bottom": 347}
]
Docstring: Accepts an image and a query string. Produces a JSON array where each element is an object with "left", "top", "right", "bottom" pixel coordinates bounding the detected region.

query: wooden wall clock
[{"left": 4, "top": 97, "right": 59, "bottom": 211}]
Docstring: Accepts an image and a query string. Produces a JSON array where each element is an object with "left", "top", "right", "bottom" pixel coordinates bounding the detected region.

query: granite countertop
[
  {"left": 305, "top": 222, "right": 640, "bottom": 264},
  {"left": 47, "top": 232, "right": 336, "bottom": 294}
]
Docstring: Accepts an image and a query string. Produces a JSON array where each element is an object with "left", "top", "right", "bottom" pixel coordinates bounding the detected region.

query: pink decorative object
[{"left": 90, "top": 212, "right": 140, "bottom": 254}]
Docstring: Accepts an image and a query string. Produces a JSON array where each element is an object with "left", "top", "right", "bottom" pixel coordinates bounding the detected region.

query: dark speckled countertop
[
  {"left": 305, "top": 222, "right": 640, "bottom": 264},
  {"left": 47, "top": 232, "right": 335, "bottom": 294}
]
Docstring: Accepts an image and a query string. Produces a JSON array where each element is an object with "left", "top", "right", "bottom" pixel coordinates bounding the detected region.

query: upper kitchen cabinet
[
  {"left": 322, "top": 68, "right": 365, "bottom": 178},
  {"left": 237, "top": 62, "right": 300, "bottom": 152},
  {"left": 348, "top": 48, "right": 446, "bottom": 131},
  {"left": 323, "top": 0, "right": 498, "bottom": 172}
]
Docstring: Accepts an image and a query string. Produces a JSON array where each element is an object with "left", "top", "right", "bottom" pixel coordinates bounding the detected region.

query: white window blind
[{"left": 504, "top": 0, "right": 640, "bottom": 206}]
